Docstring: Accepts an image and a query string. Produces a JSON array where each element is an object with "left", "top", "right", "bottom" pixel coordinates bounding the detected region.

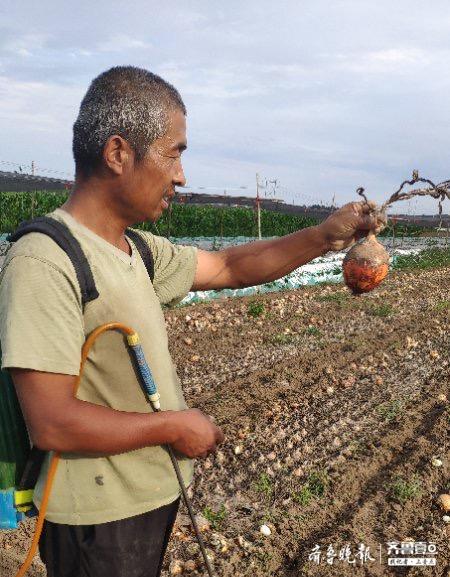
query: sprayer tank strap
[
  {"left": 8, "top": 217, "right": 99, "bottom": 308},
  {"left": 7, "top": 218, "right": 155, "bottom": 308},
  {"left": 125, "top": 229, "right": 155, "bottom": 284}
]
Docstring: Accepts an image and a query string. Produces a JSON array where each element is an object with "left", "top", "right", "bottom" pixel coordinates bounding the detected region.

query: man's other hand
[
  {"left": 169, "top": 408, "right": 224, "bottom": 459},
  {"left": 318, "top": 201, "right": 387, "bottom": 252}
]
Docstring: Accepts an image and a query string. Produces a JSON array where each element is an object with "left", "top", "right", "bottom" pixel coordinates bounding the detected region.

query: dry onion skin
[{"left": 343, "top": 232, "right": 390, "bottom": 294}]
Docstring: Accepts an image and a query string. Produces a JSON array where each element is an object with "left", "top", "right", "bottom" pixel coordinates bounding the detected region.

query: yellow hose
[{"left": 14, "top": 323, "right": 136, "bottom": 577}]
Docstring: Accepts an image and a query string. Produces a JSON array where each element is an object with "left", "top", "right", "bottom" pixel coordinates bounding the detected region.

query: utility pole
[
  {"left": 220, "top": 189, "right": 226, "bottom": 240},
  {"left": 31, "top": 160, "right": 35, "bottom": 176},
  {"left": 256, "top": 173, "right": 262, "bottom": 239},
  {"left": 391, "top": 217, "right": 396, "bottom": 254}
]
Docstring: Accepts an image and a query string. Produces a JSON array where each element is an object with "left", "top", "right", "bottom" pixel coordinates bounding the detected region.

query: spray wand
[{"left": 126, "top": 328, "right": 216, "bottom": 577}]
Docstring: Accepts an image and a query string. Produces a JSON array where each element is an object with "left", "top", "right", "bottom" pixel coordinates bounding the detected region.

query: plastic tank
[{"left": 0, "top": 347, "right": 31, "bottom": 490}]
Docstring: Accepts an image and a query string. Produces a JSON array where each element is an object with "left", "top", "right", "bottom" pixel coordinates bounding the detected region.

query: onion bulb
[
  {"left": 343, "top": 232, "right": 389, "bottom": 294},
  {"left": 438, "top": 494, "right": 450, "bottom": 512},
  {"left": 259, "top": 524, "right": 272, "bottom": 536}
]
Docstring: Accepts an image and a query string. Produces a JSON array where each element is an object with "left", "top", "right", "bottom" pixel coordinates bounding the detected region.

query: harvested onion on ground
[
  {"left": 259, "top": 524, "right": 272, "bottom": 536},
  {"left": 438, "top": 494, "right": 450, "bottom": 512}
]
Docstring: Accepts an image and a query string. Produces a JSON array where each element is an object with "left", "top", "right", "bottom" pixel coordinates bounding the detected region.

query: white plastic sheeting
[
  {"left": 173, "top": 236, "right": 448, "bottom": 305},
  {"left": 1, "top": 234, "right": 446, "bottom": 296}
]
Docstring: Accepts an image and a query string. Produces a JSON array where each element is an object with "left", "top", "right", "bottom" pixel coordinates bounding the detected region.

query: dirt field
[{"left": 1, "top": 266, "right": 449, "bottom": 577}]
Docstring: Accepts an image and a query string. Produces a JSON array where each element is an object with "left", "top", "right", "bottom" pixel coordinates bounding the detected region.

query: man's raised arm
[{"left": 192, "top": 201, "right": 386, "bottom": 291}]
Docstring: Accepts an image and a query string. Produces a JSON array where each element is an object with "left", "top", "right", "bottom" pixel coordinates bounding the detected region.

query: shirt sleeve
[
  {"left": 0, "top": 255, "right": 85, "bottom": 374},
  {"left": 138, "top": 232, "right": 198, "bottom": 306}
]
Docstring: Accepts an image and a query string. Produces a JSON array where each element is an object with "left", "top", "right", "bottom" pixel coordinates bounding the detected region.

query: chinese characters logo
[{"left": 308, "top": 540, "right": 437, "bottom": 567}]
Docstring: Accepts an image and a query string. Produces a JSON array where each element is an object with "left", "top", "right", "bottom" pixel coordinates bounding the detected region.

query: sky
[{"left": 1, "top": 1, "right": 450, "bottom": 215}]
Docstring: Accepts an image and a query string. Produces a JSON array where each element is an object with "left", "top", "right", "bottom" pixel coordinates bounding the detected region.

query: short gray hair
[{"left": 72, "top": 66, "right": 186, "bottom": 176}]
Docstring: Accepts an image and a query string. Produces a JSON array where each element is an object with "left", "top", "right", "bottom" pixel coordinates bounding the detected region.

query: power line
[
  {"left": 0, "top": 159, "right": 333, "bottom": 207},
  {"left": 179, "top": 186, "right": 248, "bottom": 191},
  {"left": 0, "top": 160, "right": 73, "bottom": 179}
]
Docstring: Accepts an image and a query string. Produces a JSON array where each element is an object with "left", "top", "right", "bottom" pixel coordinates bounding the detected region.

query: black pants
[{"left": 38, "top": 498, "right": 180, "bottom": 577}]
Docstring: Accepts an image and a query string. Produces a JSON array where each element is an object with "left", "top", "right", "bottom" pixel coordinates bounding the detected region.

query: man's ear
[{"left": 103, "top": 135, "right": 133, "bottom": 175}]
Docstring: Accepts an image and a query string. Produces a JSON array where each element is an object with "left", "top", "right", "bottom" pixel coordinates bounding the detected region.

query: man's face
[{"left": 125, "top": 108, "right": 187, "bottom": 223}]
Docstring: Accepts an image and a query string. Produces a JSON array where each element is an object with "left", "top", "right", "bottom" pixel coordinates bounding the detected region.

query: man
[{"left": 0, "top": 66, "right": 385, "bottom": 577}]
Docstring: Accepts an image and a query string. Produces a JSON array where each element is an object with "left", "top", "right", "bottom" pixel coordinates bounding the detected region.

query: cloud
[
  {"left": 96, "top": 35, "right": 152, "bottom": 53},
  {"left": 0, "top": 75, "right": 81, "bottom": 132},
  {"left": 367, "top": 48, "right": 426, "bottom": 65},
  {"left": 334, "top": 47, "right": 430, "bottom": 76},
  {"left": 159, "top": 62, "right": 268, "bottom": 100},
  {"left": 0, "top": 31, "right": 48, "bottom": 58}
]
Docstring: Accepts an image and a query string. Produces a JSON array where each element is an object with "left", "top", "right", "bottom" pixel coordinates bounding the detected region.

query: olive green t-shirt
[{"left": 0, "top": 208, "right": 197, "bottom": 524}]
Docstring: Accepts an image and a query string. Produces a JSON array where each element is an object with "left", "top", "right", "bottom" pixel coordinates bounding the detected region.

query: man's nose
[{"left": 173, "top": 160, "right": 186, "bottom": 187}]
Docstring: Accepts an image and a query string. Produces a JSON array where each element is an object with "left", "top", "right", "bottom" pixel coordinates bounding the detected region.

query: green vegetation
[
  {"left": 2, "top": 191, "right": 447, "bottom": 244},
  {"left": 0, "top": 190, "right": 319, "bottom": 236},
  {"left": 255, "top": 472, "right": 273, "bottom": 498},
  {"left": 393, "top": 247, "right": 450, "bottom": 270},
  {"left": 307, "top": 470, "right": 330, "bottom": 497},
  {"left": 368, "top": 303, "right": 394, "bottom": 317},
  {"left": 316, "top": 280, "right": 340, "bottom": 287},
  {"left": 291, "top": 470, "right": 329, "bottom": 506},
  {"left": 305, "top": 326, "right": 321, "bottom": 337},
  {"left": 0, "top": 190, "right": 70, "bottom": 232},
  {"left": 292, "top": 486, "right": 314, "bottom": 506},
  {"left": 202, "top": 504, "right": 228, "bottom": 530},
  {"left": 268, "top": 332, "right": 297, "bottom": 345},
  {"left": 376, "top": 399, "right": 403, "bottom": 422},
  {"left": 435, "top": 300, "right": 450, "bottom": 311},
  {"left": 379, "top": 221, "right": 430, "bottom": 238},
  {"left": 247, "top": 299, "right": 265, "bottom": 318},
  {"left": 254, "top": 550, "right": 274, "bottom": 570},
  {"left": 389, "top": 476, "right": 421, "bottom": 504}
]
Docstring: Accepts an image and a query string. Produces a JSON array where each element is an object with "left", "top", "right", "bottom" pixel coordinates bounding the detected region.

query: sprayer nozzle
[{"left": 127, "top": 333, "right": 140, "bottom": 346}]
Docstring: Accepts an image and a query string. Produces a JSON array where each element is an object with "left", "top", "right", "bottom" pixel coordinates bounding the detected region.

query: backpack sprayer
[
  {"left": 0, "top": 353, "right": 35, "bottom": 530},
  {"left": 1, "top": 217, "right": 215, "bottom": 575},
  {"left": 9, "top": 322, "right": 215, "bottom": 577}
]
